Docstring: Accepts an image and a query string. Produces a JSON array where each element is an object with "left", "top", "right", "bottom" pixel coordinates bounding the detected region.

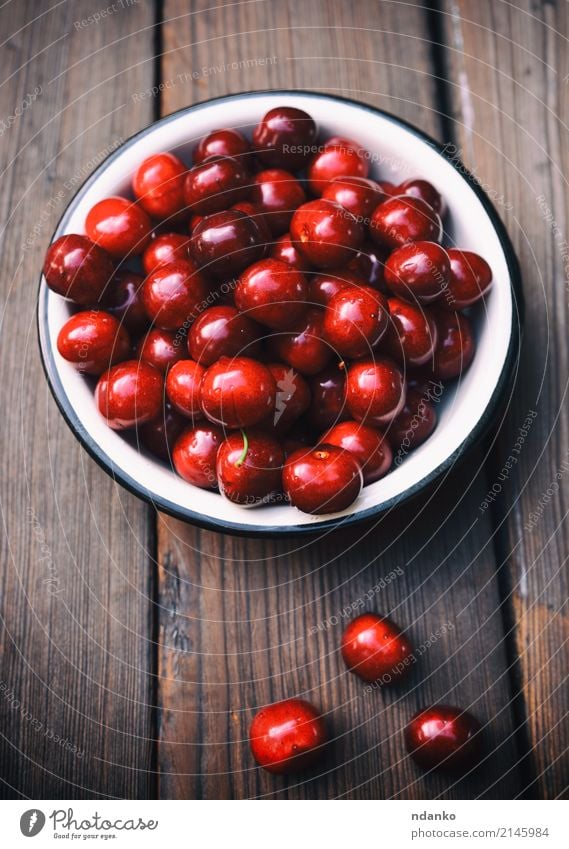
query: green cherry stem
[{"left": 235, "top": 429, "right": 249, "bottom": 467}]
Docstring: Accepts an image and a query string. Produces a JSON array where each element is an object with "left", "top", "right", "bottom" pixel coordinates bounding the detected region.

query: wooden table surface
[{"left": 0, "top": 0, "right": 567, "bottom": 800}]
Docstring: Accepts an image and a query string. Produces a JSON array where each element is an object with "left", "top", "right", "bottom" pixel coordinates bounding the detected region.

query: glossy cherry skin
[
  {"left": 322, "top": 175, "right": 385, "bottom": 221},
  {"left": 291, "top": 199, "right": 364, "bottom": 269},
  {"left": 165, "top": 359, "right": 205, "bottom": 419},
  {"left": 370, "top": 196, "right": 442, "bottom": 251},
  {"left": 308, "top": 364, "right": 348, "bottom": 430},
  {"left": 95, "top": 359, "right": 163, "bottom": 429},
  {"left": 283, "top": 444, "right": 363, "bottom": 514},
  {"left": 132, "top": 152, "right": 187, "bottom": 220},
  {"left": 43, "top": 234, "right": 114, "bottom": 305},
  {"left": 104, "top": 269, "right": 149, "bottom": 335},
  {"left": 190, "top": 209, "right": 266, "bottom": 279},
  {"left": 389, "top": 389, "right": 438, "bottom": 453},
  {"left": 249, "top": 698, "right": 327, "bottom": 774},
  {"left": 383, "top": 297, "right": 438, "bottom": 367},
  {"left": 405, "top": 705, "right": 483, "bottom": 772},
  {"left": 230, "top": 200, "right": 272, "bottom": 249},
  {"left": 346, "top": 358, "right": 406, "bottom": 426},
  {"left": 138, "top": 403, "right": 185, "bottom": 462},
  {"left": 321, "top": 422, "right": 392, "bottom": 485},
  {"left": 346, "top": 241, "right": 387, "bottom": 290},
  {"left": 251, "top": 169, "right": 307, "bottom": 235},
  {"left": 235, "top": 258, "right": 308, "bottom": 330},
  {"left": 142, "top": 259, "right": 209, "bottom": 330},
  {"left": 172, "top": 424, "right": 224, "bottom": 489},
  {"left": 323, "top": 285, "right": 389, "bottom": 359},
  {"left": 57, "top": 310, "right": 131, "bottom": 375},
  {"left": 142, "top": 232, "right": 190, "bottom": 275},
  {"left": 201, "top": 356, "right": 276, "bottom": 428},
  {"left": 269, "top": 308, "right": 333, "bottom": 376},
  {"left": 270, "top": 234, "right": 312, "bottom": 273},
  {"left": 252, "top": 106, "right": 317, "bottom": 170},
  {"left": 217, "top": 430, "right": 284, "bottom": 505},
  {"left": 259, "top": 363, "right": 311, "bottom": 436},
  {"left": 442, "top": 249, "right": 493, "bottom": 310},
  {"left": 384, "top": 241, "right": 451, "bottom": 303},
  {"left": 431, "top": 309, "right": 475, "bottom": 380},
  {"left": 398, "top": 178, "right": 445, "bottom": 217},
  {"left": 307, "top": 268, "right": 364, "bottom": 307},
  {"left": 184, "top": 155, "right": 249, "bottom": 215},
  {"left": 136, "top": 328, "right": 185, "bottom": 374},
  {"left": 85, "top": 196, "right": 152, "bottom": 258},
  {"left": 307, "top": 143, "right": 369, "bottom": 196},
  {"left": 341, "top": 613, "right": 414, "bottom": 683},
  {"left": 188, "top": 305, "right": 261, "bottom": 366},
  {"left": 193, "top": 128, "right": 250, "bottom": 166}
]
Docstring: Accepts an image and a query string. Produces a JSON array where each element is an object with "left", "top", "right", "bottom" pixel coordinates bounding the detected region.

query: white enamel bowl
[{"left": 38, "top": 91, "right": 522, "bottom": 536}]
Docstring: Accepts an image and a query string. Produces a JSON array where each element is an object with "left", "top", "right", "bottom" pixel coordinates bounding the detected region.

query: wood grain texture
[
  {"left": 156, "top": 0, "right": 521, "bottom": 799},
  {"left": 0, "top": 0, "right": 157, "bottom": 799},
  {"left": 439, "top": 0, "right": 569, "bottom": 799}
]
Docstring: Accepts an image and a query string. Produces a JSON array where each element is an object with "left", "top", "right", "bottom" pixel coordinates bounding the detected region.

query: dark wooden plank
[
  {"left": 0, "top": 0, "right": 157, "bottom": 798},
  {"left": 439, "top": 0, "right": 569, "bottom": 799},
  {"left": 155, "top": 0, "right": 521, "bottom": 799}
]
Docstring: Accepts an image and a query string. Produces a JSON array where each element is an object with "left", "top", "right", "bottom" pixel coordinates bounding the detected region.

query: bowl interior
[{"left": 40, "top": 92, "right": 514, "bottom": 532}]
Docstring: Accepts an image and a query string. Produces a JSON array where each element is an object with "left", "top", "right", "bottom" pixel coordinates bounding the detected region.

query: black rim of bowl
[{"left": 37, "top": 89, "right": 524, "bottom": 538}]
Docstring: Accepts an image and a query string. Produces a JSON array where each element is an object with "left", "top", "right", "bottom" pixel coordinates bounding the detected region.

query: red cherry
[
  {"left": 291, "top": 199, "right": 364, "bottom": 269},
  {"left": 201, "top": 356, "right": 276, "bottom": 428},
  {"left": 249, "top": 698, "right": 327, "bottom": 775},
  {"left": 307, "top": 268, "right": 364, "bottom": 307},
  {"left": 323, "top": 285, "right": 389, "bottom": 359},
  {"left": 383, "top": 297, "right": 438, "bottom": 367},
  {"left": 252, "top": 107, "right": 317, "bottom": 170},
  {"left": 189, "top": 213, "right": 204, "bottom": 234},
  {"left": 104, "top": 269, "right": 148, "bottom": 335},
  {"left": 57, "top": 310, "right": 131, "bottom": 375},
  {"left": 173, "top": 424, "right": 224, "bottom": 489},
  {"left": 283, "top": 444, "right": 362, "bottom": 514},
  {"left": 268, "top": 307, "right": 333, "bottom": 375},
  {"left": 389, "top": 389, "right": 438, "bottom": 455},
  {"left": 321, "top": 421, "right": 392, "bottom": 485},
  {"left": 270, "top": 233, "right": 312, "bottom": 272},
  {"left": 341, "top": 613, "right": 414, "bottom": 683},
  {"left": 378, "top": 180, "right": 399, "bottom": 197},
  {"left": 190, "top": 209, "right": 266, "bottom": 279},
  {"left": 384, "top": 241, "right": 450, "bottom": 303},
  {"left": 188, "top": 305, "right": 261, "bottom": 366},
  {"left": 183, "top": 155, "right": 249, "bottom": 215},
  {"left": 370, "top": 196, "right": 442, "bottom": 251},
  {"left": 85, "top": 196, "right": 152, "bottom": 258},
  {"left": 138, "top": 403, "right": 185, "bottom": 461},
  {"left": 142, "top": 232, "right": 190, "bottom": 275},
  {"left": 251, "top": 169, "right": 307, "bottom": 235},
  {"left": 259, "top": 363, "right": 311, "bottom": 436},
  {"left": 442, "top": 249, "right": 493, "bottom": 310},
  {"left": 136, "top": 328, "right": 185, "bottom": 374},
  {"left": 217, "top": 430, "right": 284, "bottom": 505},
  {"left": 322, "top": 175, "right": 385, "bottom": 220},
  {"left": 95, "top": 360, "right": 163, "bottom": 429},
  {"left": 308, "top": 364, "right": 349, "bottom": 430},
  {"left": 132, "top": 152, "right": 187, "bottom": 220},
  {"left": 308, "top": 142, "right": 369, "bottom": 196},
  {"left": 405, "top": 705, "right": 483, "bottom": 772},
  {"left": 346, "top": 241, "right": 387, "bottom": 290},
  {"left": 165, "top": 359, "right": 205, "bottom": 420},
  {"left": 230, "top": 200, "right": 272, "bottom": 248},
  {"left": 346, "top": 358, "right": 405, "bottom": 426},
  {"left": 235, "top": 258, "right": 308, "bottom": 330},
  {"left": 193, "top": 128, "right": 250, "bottom": 165},
  {"left": 142, "top": 259, "right": 210, "bottom": 330},
  {"left": 431, "top": 309, "right": 475, "bottom": 380},
  {"left": 43, "top": 234, "right": 114, "bottom": 305},
  {"left": 398, "top": 178, "right": 445, "bottom": 216}
]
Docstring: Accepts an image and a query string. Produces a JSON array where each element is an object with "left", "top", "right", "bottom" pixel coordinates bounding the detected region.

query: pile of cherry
[{"left": 43, "top": 105, "right": 492, "bottom": 515}]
